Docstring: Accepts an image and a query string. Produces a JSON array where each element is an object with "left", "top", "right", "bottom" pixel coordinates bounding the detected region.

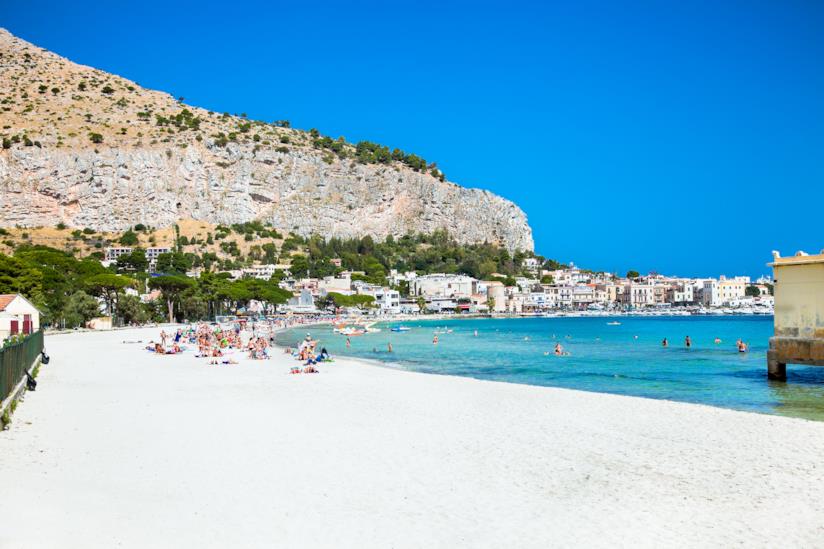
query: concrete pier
[
  {"left": 767, "top": 348, "right": 786, "bottom": 381},
  {"left": 767, "top": 336, "right": 824, "bottom": 380}
]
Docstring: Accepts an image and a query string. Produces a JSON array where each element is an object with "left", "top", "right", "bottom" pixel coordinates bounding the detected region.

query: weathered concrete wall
[{"left": 773, "top": 263, "right": 824, "bottom": 339}]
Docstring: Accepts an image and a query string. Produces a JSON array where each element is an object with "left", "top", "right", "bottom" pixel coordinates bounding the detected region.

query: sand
[{"left": 1, "top": 326, "right": 823, "bottom": 548}]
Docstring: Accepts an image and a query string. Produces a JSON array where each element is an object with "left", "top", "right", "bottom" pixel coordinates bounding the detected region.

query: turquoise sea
[{"left": 276, "top": 316, "right": 824, "bottom": 421}]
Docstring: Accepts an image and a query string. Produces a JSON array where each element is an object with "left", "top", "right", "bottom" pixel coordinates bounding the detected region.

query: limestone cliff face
[
  {"left": 0, "top": 28, "right": 534, "bottom": 252},
  {"left": 0, "top": 143, "right": 533, "bottom": 251}
]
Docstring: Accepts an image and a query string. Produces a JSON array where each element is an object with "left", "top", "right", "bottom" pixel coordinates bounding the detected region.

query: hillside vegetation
[{"left": 0, "top": 28, "right": 444, "bottom": 178}]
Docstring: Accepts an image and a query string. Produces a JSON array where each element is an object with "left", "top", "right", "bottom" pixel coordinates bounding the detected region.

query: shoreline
[
  {"left": 274, "top": 316, "right": 802, "bottom": 422},
  {"left": 41, "top": 309, "right": 774, "bottom": 337}
]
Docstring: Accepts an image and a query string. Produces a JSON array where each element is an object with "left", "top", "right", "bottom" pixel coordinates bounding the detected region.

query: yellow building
[{"left": 767, "top": 250, "right": 824, "bottom": 380}]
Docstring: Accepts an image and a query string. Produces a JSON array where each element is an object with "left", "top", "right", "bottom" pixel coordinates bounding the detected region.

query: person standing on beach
[{"left": 685, "top": 336, "right": 692, "bottom": 348}]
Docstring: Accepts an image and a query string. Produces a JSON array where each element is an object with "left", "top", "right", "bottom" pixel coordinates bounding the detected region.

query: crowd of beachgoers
[{"left": 136, "top": 315, "right": 337, "bottom": 373}]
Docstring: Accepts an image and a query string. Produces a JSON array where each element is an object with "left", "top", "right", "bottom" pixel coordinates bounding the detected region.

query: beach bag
[{"left": 41, "top": 351, "right": 50, "bottom": 365}]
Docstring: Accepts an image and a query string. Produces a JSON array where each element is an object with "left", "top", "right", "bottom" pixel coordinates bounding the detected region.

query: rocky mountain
[{"left": 0, "top": 29, "right": 534, "bottom": 252}]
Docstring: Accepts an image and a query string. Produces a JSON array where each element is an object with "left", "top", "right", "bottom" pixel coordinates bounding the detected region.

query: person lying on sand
[{"left": 209, "top": 347, "right": 223, "bottom": 365}]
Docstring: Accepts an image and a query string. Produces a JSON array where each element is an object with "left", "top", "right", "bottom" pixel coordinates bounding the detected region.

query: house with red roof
[{"left": 0, "top": 294, "right": 41, "bottom": 341}]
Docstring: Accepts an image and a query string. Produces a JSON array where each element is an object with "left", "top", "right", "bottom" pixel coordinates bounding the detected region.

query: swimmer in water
[
  {"left": 388, "top": 342, "right": 393, "bottom": 353},
  {"left": 714, "top": 337, "right": 722, "bottom": 344},
  {"left": 685, "top": 335, "right": 692, "bottom": 348},
  {"left": 474, "top": 330, "right": 478, "bottom": 337},
  {"left": 433, "top": 334, "right": 439, "bottom": 345},
  {"left": 737, "top": 339, "right": 747, "bottom": 353},
  {"left": 554, "top": 343, "right": 563, "bottom": 356},
  {"left": 524, "top": 336, "right": 530, "bottom": 341},
  {"left": 633, "top": 335, "right": 639, "bottom": 340},
  {"left": 346, "top": 338, "right": 351, "bottom": 348},
  {"left": 662, "top": 338, "right": 668, "bottom": 347}
]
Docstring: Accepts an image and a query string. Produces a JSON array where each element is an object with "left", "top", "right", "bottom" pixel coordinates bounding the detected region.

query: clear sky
[{"left": 3, "top": 0, "right": 823, "bottom": 278}]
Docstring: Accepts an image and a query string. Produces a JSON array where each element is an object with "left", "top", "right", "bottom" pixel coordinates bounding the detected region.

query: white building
[
  {"left": 0, "top": 294, "right": 41, "bottom": 341},
  {"left": 357, "top": 287, "right": 401, "bottom": 314},
  {"left": 427, "top": 297, "right": 458, "bottom": 313},
  {"left": 702, "top": 276, "right": 746, "bottom": 307},
  {"left": 410, "top": 274, "right": 476, "bottom": 299},
  {"left": 522, "top": 257, "right": 542, "bottom": 276},
  {"left": 375, "top": 288, "right": 401, "bottom": 314},
  {"left": 285, "top": 289, "right": 316, "bottom": 313},
  {"left": 623, "top": 283, "right": 655, "bottom": 308},
  {"left": 546, "top": 285, "right": 573, "bottom": 309},
  {"left": 146, "top": 247, "right": 171, "bottom": 263},
  {"left": 105, "top": 247, "right": 171, "bottom": 272},
  {"left": 527, "top": 292, "right": 551, "bottom": 310},
  {"left": 243, "top": 264, "right": 279, "bottom": 280},
  {"left": 667, "top": 282, "right": 695, "bottom": 305},
  {"left": 104, "top": 247, "right": 134, "bottom": 262},
  {"left": 318, "top": 273, "right": 353, "bottom": 294},
  {"left": 549, "top": 268, "right": 591, "bottom": 286},
  {"left": 389, "top": 270, "right": 418, "bottom": 287},
  {"left": 571, "top": 286, "right": 596, "bottom": 310}
]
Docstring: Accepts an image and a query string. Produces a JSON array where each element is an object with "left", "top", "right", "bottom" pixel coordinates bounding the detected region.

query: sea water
[{"left": 276, "top": 316, "right": 824, "bottom": 421}]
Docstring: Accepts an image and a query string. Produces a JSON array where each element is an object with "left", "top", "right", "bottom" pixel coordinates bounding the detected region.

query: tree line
[
  {"left": 285, "top": 230, "right": 551, "bottom": 286},
  {"left": 0, "top": 245, "right": 291, "bottom": 328}
]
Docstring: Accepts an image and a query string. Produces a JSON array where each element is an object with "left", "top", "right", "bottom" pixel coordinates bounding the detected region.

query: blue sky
[{"left": 3, "top": 0, "right": 823, "bottom": 277}]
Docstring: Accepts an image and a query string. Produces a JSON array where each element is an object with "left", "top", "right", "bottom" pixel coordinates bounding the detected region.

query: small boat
[
  {"left": 390, "top": 326, "right": 411, "bottom": 332},
  {"left": 606, "top": 321, "right": 621, "bottom": 326}
]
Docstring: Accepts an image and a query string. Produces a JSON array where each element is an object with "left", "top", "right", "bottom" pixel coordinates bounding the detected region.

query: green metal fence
[{"left": 1, "top": 331, "right": 44, "bottom": 403}]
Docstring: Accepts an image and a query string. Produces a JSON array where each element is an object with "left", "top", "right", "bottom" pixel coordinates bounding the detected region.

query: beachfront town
[{"left": 104, "top": 246, "right": 774, "bottom": 317}]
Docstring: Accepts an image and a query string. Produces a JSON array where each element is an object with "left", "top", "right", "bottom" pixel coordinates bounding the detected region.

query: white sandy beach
[{"left": 1, "top": 326, "right": 824, "bottom": 548}]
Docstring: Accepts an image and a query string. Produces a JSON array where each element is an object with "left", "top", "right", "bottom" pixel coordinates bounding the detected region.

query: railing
[{"left": 1, "top": 331, "right": 44, "bottom": 404}]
